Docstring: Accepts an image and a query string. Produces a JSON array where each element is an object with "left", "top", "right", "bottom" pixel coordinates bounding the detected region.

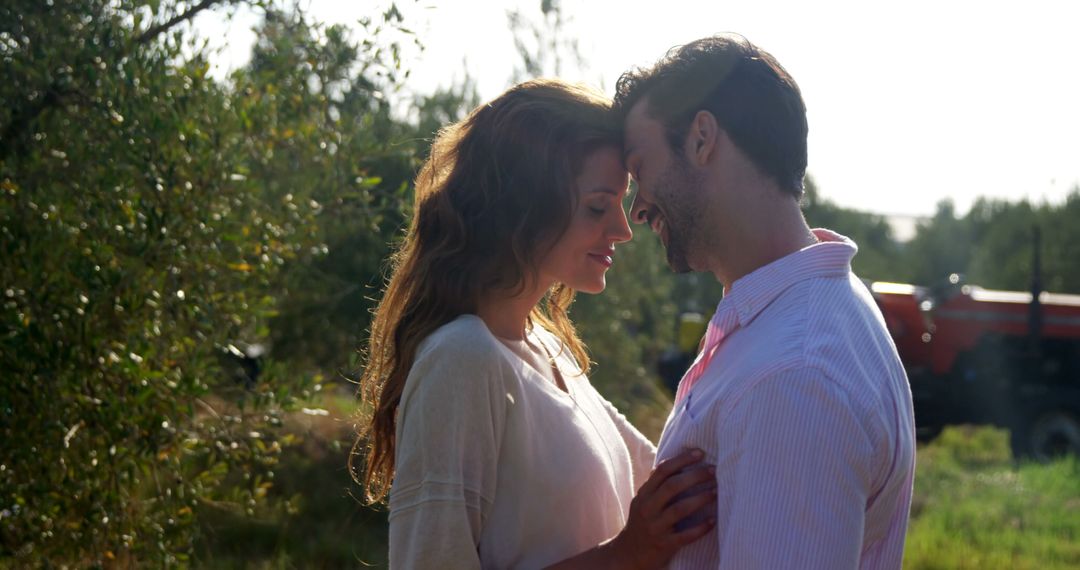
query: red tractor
[{"left": 870, "top": 273, "right": 1080, "bottom": 460}]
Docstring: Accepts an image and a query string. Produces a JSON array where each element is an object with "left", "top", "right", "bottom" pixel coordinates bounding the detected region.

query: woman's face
[{"left": 539, "top": 146, "right": 633, "bottom": 294}]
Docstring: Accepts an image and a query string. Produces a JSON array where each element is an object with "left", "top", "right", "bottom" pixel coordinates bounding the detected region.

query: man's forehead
[
  {"left": 623, "top": 98, "right": 659, "bottom": 159},
  {"left": 624, "top": 96, "right": 653, "bottom": 130}
]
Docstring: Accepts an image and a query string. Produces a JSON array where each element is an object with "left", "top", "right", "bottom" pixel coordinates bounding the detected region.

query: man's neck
[{"left": 708, "top": 197, "right": 817, "bottom": 290}]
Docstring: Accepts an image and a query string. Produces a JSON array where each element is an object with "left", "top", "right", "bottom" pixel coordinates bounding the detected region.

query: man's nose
[{"left": 629, "top": 190, "right": 651, "bottom": 224}]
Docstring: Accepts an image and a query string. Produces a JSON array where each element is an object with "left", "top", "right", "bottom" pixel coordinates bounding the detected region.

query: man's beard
[{"left": 656, "top": 158, "right": 703, "bottom": 274}]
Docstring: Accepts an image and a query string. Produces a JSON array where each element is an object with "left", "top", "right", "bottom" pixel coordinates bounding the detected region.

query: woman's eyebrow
[{"left": 590, "top": 187, "right": 620, "bottom": 196}]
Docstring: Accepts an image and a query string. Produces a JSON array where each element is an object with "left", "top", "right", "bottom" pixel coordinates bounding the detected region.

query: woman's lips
[{"left": 587, "top": 252, "right": 614, "bottom": 267}]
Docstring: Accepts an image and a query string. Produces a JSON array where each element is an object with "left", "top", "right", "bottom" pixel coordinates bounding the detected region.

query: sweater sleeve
[{"left": 388, "top": 331, "right": 511, "bottom": 570}]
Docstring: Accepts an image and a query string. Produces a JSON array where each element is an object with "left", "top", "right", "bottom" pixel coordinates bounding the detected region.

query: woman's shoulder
[
  {"left": 418, "top": 314, "right": 500, "bottom": 357},
  {"left": 403, "top": 315, "right": 514, "bottom": 403},
  {"left": 410, "top": 315, "right": 512, "bottom": 377}
]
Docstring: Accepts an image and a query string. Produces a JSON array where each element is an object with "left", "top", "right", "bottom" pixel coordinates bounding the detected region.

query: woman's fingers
[
  {"left": 665, "top": 514, "right": 717, "bottom": 547},
  {"left": 649, "top": 463, "right": 716, "bottom": 511},
  {"left": 609, "top": 450, "right": 716, "bottom": 568},
  {"left": 654, "top": 484, "right": 718, "bottom": 534}
]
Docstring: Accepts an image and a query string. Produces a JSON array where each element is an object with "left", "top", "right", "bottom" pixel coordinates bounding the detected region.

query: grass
[
  {"left": 194, "top": 390, "right": 1080, "bottom": 569},
  {"left": 905, "top": 426, "right": 1080, "bottom": 569}
]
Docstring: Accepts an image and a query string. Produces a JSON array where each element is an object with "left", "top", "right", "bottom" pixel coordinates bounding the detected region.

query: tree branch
[
  {"left": 136, "top": 0, "right": 231, "bottom": 45},
  {"left": 1, "top": 1, "right": 242, "bottom": 162}
]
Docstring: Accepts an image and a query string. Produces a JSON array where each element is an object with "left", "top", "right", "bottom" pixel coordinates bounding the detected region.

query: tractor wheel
[{"left": 1019, "top": 411, "right": 1080, "bottom": 462}]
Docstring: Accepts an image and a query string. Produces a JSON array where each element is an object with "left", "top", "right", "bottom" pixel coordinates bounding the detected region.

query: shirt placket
[{"left": 674, "top": 306, "right": 740, "bottom": 404}]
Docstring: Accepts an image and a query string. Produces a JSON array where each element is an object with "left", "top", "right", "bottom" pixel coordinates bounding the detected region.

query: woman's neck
[{"left": 476, "top": 283, "right": 550, "bottom": 340}]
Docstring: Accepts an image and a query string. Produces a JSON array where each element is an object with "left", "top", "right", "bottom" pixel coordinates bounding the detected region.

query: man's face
[{"left": 623, "top": 99, "right": 705, "bottom": 273}]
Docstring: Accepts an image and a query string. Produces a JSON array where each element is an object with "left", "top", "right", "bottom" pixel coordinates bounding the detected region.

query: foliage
[
  {"left": 802, "top": 178, "right": 1080, "bottom": 294},
  {"left": 229, "top": 7, "right": 421, "bottom": 375},
  {"left": 898, "top": 189, "right": 1080, "bottom": 293},
  {"left": 0, "top": 0, "right": 287, "bottom": 565},
  {"left": 0, "top": 0, "right": 414, "bottom": 565}
]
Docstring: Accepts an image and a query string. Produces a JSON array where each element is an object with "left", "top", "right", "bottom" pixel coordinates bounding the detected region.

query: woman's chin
[{"left": 577, "top": 279, "right": 607, "bottom": 295}]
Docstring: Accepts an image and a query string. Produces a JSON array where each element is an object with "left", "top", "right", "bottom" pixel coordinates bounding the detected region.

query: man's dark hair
[{"left": 613, "top": 34, "right": 808, "bottom": 197}]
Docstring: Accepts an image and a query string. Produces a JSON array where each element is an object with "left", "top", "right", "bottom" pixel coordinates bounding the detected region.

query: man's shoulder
[
  {"left": 811, "top": 271, "right": 884, "bottom": 318},
  {"left": 733, "top": 273, "right": 905, "bottom": 405},
  {"left": 800, "top": 273, "right": 897, "bottom": 357}
]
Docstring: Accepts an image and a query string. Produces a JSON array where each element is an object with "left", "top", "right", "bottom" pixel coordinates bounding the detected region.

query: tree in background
[
  {"left": 231, "top": 6, "right": 421, "bottom": 375},
  {"left": 1034, "top": 189, "right": 1080, "bottom": 293},
  {"left": 507, "top": 0, "right": 587, "bottom": 83},
  {"left": 898, "top": 199, "right": 976, "bottom": 287},
  {"left": 898, "top": 188, "right": 1080, "bottom": 293},
  {"left": 0, "top": 0, "right": 415, "bottom": 564},
  {"left": 962, "top": 192, "right": 1080, "bottom": 293}
]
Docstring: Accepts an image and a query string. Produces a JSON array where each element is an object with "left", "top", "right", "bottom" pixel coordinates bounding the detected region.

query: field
[
  {"left": 195, "top": 391, "right": 1080, "bottom": 569},
  {"left": 905, "top": 426, "right": 1080, "bottom": 569}
]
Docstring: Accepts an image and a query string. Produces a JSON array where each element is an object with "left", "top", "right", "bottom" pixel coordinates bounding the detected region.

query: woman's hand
[
  {"left": 606, "top": 448, "right": 717, "bottom": 570},
  {"left": 543, "top": 448, "right": 716, "bottom": 570}
]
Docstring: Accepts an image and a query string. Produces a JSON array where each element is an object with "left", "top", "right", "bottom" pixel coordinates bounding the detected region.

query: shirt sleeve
[
  {"left": 598, "top": 396, "right": 657, "bottom": 492},
  {"left": 712, "top": 367, "right": 881, "bottom": 569},
  {"left": 388, "top": 337, "right": 510, "bottom": 570}
]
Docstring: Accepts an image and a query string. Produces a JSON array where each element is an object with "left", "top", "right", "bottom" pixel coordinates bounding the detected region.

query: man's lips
[{"left": 648, "top": 210, "right": 667, "bottom": 242}]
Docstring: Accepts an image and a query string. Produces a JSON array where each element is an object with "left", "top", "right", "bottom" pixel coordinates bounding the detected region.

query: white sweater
[{"left": 388, "top": 315, "right": 657, "bottom": 569}]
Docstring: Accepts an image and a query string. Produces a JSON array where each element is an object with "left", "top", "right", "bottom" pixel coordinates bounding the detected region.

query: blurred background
[{"left": 1, "top": 0, "right": 1078, "bottom": 568}]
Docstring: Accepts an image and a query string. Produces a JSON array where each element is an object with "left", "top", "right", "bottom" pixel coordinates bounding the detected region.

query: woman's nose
[{"left": 609, "top": 208, "right": 633, "bottom": 243}]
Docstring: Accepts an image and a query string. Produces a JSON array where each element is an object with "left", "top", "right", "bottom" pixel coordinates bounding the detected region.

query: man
[{"left": 615, "top": 35, "right": 915, "bottom": 569}]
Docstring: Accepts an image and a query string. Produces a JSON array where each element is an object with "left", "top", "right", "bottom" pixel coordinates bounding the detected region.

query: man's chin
[
  {"left": 667, "top": 261, "right": 693, "bottom": 274},
  {"left": 665, "top": 248, "right": 693, "bottom": 274}
]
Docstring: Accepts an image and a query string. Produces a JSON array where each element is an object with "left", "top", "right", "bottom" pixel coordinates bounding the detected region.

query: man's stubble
[{"left": 656, "top": 156, "right": 708, "bottom": 274}]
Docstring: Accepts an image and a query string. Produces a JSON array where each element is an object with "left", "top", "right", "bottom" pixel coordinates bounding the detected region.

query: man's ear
[{"left": 685, "top": 110, "right": 720, "bottom": 167}]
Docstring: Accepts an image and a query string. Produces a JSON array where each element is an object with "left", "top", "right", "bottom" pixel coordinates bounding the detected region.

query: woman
[{"left": 354, "top": 79, "right": 715, "bottom": 569}]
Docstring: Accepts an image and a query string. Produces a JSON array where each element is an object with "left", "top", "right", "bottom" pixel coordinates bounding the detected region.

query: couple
[{"left": 355, "top": 35, "right": 915, "bottom": 569}]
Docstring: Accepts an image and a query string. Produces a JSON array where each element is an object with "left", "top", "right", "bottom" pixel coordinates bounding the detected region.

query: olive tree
[{"left": 0, "top": 0, "right": 328, "bottom": 564}]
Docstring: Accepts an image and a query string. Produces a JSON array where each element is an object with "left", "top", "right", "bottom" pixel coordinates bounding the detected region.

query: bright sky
[{"left": 196, "top": 0, "right": 1080, "bottom": 220}]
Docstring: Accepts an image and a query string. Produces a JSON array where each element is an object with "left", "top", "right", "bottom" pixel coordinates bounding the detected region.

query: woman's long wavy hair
[{"left": 352, "top": 79, "right": 621, "bottom": 502}]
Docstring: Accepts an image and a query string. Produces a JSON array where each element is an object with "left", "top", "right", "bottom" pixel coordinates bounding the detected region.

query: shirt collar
[{"left": 714, "top": 228, "right": 858, "bottom": 329}]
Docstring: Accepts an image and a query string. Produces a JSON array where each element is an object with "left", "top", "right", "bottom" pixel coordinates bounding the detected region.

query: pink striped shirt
[{"left": 658, "top": 228, "right": 915, "bottom": 569}]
